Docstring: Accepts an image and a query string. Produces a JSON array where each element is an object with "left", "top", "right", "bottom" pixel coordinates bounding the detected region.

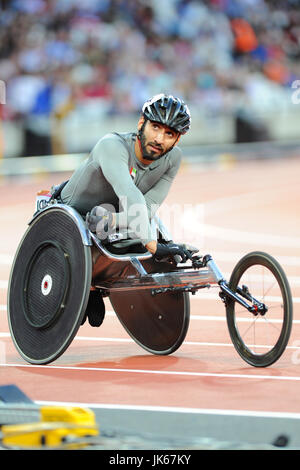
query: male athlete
[{"left": 59, "top": 93, "right": 192, "bottom": 326}]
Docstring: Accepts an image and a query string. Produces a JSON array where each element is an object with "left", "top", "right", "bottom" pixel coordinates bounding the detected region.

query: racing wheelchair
[{"left": 7, "top": 196, "right": 293, "bottom": 368}]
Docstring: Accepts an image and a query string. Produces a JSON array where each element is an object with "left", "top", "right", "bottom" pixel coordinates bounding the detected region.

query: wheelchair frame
[{"left": 9, "top": 203, "right": 292, "bottom": 367}]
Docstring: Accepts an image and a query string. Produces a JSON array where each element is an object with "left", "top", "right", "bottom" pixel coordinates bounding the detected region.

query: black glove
[
  {"left": 86, "top": 205, "right": 114, "bottom": 240},
  {"left": 154, "top": 242, "right": 194, "bottom": 263}
]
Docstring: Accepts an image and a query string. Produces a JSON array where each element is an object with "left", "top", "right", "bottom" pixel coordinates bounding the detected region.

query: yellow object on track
[{"left": 0, "top": 405, "right": 99, "bottom": 449}]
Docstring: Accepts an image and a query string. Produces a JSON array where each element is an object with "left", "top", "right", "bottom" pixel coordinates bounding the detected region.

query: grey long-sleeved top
[{"left": 60, "top": 132, "right": 182, "bottom": 244}]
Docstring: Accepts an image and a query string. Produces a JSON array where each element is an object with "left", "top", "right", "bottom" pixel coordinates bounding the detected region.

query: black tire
[{"left": 226, "top": 251, "right": 293, "bottom": 367}]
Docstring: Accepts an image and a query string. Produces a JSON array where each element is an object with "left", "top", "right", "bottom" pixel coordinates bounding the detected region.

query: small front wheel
[{"left": 226, "top": 251, "right": 293, "bottom": 367}]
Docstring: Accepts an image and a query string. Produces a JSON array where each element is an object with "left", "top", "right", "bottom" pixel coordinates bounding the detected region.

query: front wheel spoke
[
  {"left": 226, "top": 252, "right": 292, "bottom": 367},
  {"left": 261, "top": 315, "right": 283, "bottom": 333},
  {"left": 260, "top": 280, "right": 277, "bottom": 299},
  {"left": 237, "top": 314, "right": 258, "bottom": 337}
]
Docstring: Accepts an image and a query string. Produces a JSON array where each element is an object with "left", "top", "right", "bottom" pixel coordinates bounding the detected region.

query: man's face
[{"left": 138, "top": 118, "right": 180, "bottom": 161}]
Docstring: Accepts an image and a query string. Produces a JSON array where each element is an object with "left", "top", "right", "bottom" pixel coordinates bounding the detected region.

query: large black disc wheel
[
  {"left": 226, "top": 251, "right": 293, "bottom": 367},
  {"left": 109, "top": 290, "right": 190, "bottom": 355},
  {"left": 7, "top": 206, "right": 92, "bottom": 364}
]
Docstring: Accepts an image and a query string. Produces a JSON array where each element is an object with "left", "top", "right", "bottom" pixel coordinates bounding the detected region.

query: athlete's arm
[
  {"left": 143, "top": 150, "right": 181, "bottom": 253},
  {"left": 93, "top": 134, "right": 154, "bottom": 245}
]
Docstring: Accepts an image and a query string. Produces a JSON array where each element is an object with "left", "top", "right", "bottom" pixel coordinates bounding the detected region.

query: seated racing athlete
[{"left": 59, "top": 93, "right": 192, "bottom": 326}]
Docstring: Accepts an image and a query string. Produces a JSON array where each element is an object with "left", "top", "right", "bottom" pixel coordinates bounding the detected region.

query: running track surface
[{"left": 1, "top": 155, "right": 300, "bottom": 446}]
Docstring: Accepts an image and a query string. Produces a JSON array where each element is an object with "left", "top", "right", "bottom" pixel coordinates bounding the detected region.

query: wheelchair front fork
[{"left": 198, "top": 254, "right": 268, "bottom": 316}]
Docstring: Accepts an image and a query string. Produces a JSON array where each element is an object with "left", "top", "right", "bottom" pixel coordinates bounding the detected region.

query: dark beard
[{"left": 138, "top": 124, "right": 168, "bottom": 161}]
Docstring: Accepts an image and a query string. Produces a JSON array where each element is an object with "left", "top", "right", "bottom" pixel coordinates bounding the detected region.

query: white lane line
[
  {"left": 74, "top": 336, "right": 300, "bottom": 350},
  {"left": 2, "top": 305, "right": 300, "bottom": 323},
  {"left": 190, "top": 292, "right": 300, "bottom": 303},
  {"left": 0, "top": 362, "right": 300, "bottom": 382},
  {"left": 1, "top": 306, "right": 300, "bottom": 323},
  {"left": 187, "top": 222, "right": 300, "bottom": 248},
  {"left": 0, "top": 332, "right": 299, "bottom": 351},
  {"left": 211, "top": 251, "right": 300, "bottom": 267},
  {"left": 35, "top": 400, "right": 300, "bottom": 420},
  {"left": 203, "top": 186, "right": 296, "bottom": 216},
  {"left": 0, "top": 254, "right": 14, "bottom": 265},
  {"left": 0, "top": 332, "right": 234, "bottom": 348}
]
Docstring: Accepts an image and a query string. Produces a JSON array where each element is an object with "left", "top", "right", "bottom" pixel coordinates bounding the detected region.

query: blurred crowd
[{"left": 1, "top": 0, "right": 300, "bottom": 154}]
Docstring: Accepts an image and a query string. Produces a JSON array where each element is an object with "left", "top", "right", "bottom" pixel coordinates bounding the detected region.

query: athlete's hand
[
  {"left": 154, "top": 242, "right": 194, "bottom": 263},
  {"left": 86, "top": 205, "right": 114, "bottom": 239}
]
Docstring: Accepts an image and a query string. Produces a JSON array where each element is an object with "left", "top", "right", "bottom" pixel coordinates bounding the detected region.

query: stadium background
[
  {"left": 1, "top": 0, "right": 300, "bottom": 451},
  {"left": 1, "top": 0, "right": 300, "bottom": 158}
]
